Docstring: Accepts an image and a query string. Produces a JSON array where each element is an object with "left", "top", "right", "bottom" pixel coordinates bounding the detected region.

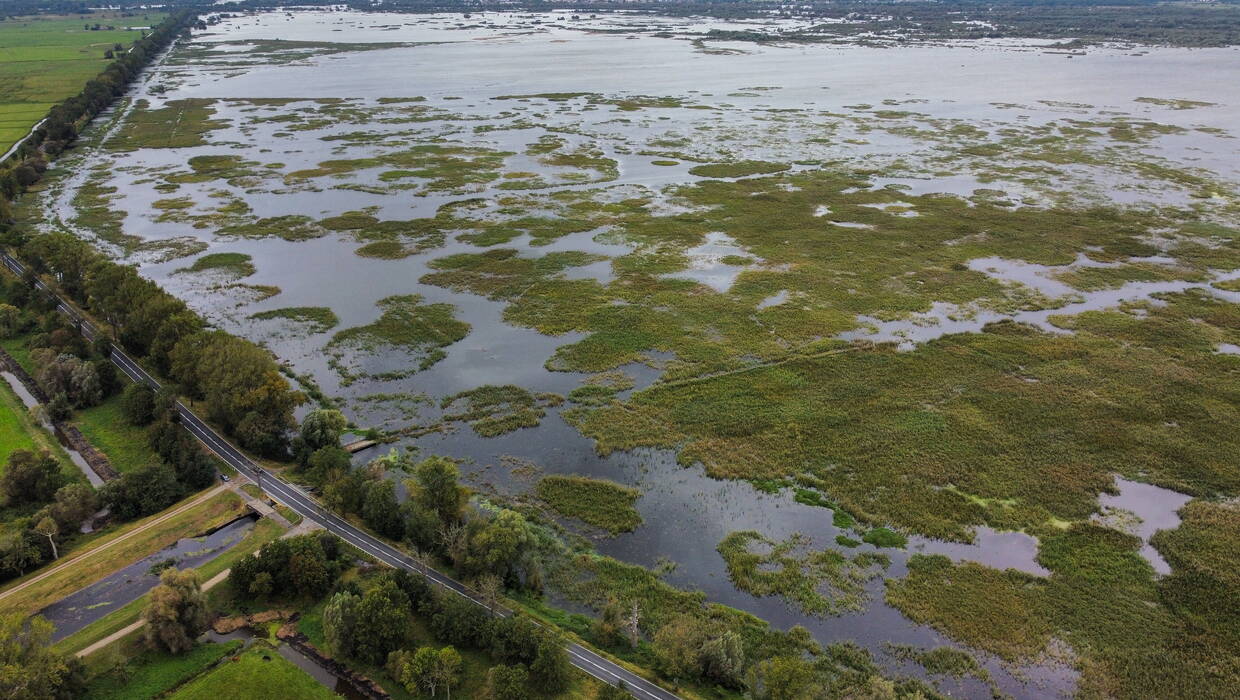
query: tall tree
[
  {"left": 530, "top": 631, "right": 571, "bottom": 693},
  {"left": 412, "top": 456, "right": 466, "bottom": 525},
  {"left": 362, "top": 479, "right": 404, "bottom": 540},
  {"left": 32, "top": 517, "right": 59, "bottom": 560},
  {"left": 484, "top": 664, "right": 530, "bottom": 700},
  {"left": 143, "top": 568, "right": 209, "bottom": 654},
  {"left": 353, "top": 577, "right": 411, "bottom": 664},
  {"left": 300, "top": 409, "right": 347, "bottom": 451},
  {"left": 323, "top": 591, "right": 361, "bottom": 659}
]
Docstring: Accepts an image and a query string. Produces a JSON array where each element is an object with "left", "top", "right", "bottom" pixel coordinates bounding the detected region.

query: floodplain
[{"left": 19, "top": 9, "right": 1240, "bottom": 699}]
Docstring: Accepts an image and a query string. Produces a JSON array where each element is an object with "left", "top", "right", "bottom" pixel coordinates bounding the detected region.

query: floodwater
[
  {"left": 42, "top": 515, "right": 256, "bottom": 642},
  {"left": 1097, "top": 477, "right": 1194, "bottom": 576},
  {"left": 30, "top": 8, "right": 1240, "bottom": 698}
]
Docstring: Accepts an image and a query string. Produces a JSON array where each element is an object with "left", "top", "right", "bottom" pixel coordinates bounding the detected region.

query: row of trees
[
  {"left": 295, "top": 411, "right": 545, "bottom": 591},
  {"left": 6, "top": 232, "right": 306, "bottom": 456}
]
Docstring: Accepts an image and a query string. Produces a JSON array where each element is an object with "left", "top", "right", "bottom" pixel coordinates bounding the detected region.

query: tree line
[{"left": 0, "top": 233, "right": 305, "bottom": 457}]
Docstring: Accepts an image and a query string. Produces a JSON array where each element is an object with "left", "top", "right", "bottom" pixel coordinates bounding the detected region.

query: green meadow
[{"left": 0, "top": 13, "right": 164, "bottom": 154}]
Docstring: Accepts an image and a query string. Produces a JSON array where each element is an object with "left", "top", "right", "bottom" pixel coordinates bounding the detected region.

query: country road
[{"left": 0, "top": 251, "right": 682, "bottom": 700}]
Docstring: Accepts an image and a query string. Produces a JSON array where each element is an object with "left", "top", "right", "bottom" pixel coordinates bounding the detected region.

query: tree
[
  {"left": 248, "top": 571, "right": 273, "bottom": 599},
  {"left": 403, "top": 500, "right": 441, "bottom": 555},
  {"left": 306, "top": 446, "right": 350, "bottom": 484},
  {"left": 747, "top": 656, "right": 816, "bottom": 700},
  {"left": 490, "top": 614, "right": 541, "bottom": 666},
  {"left": 429, "top": 589, "right": 492, "bottom": 649},
  {"left": 0, "top": 304, "right": 20, "bottom": 338},
  {"left": 362, "top": 479, "right": 403, "bottom": 540},
  {"left": 0, "top": 529, "right": 42, "bottom": 577},
  {"left": 484, "top": 664, "right": 529, "bottom": 700},
  {"left": 100, "top": 463, "right": 181, "bottom": 519},
  {"left": 432, "top": 646, "right": 462, "bottom": 699},
  {"left": 483, "top": 659, "right": 528, "bottom": 698},
  {"left": 475, "top": 573, "right": 503, "bottom": 616},
  {"left": 699, "top": 630, "right": 745, "bottom": 687},
  {"left": 530, "top": 631, "right": 571, "bottom": 693},
  {"left": 440, "top": 521, "right": 469, "bottom": 569},
  {"left": 465, "top": 509, "right": 533, "bottom": 578},
  {"left": 143, "top": 568, "right": 209, "bottom": 653},
  {"left": 300, "top": 409, "right": 347, "bottom": 451},
  {"left": 92, "top": 359, "right": 119, "bottom": 398},
  {"left": 593, "top": 597, "right": 626, "bottom": 647},
  {"left": 353, "top": 577, "right": 411, "bottom": 664},
  {"left": 652, "top": 614, "right": 712, "bottom": 682},
  {"left": 33, "top": 517, "right": 59, "bottom": 560},
  {"left": 173, "top": 451, "right": 217, "bottom": 491},
  {"left": 68, "top": 362, "right": 100, "bottom": 407},
  {"left": 0, "top": 450, "right": 63, "bottom": 506},
  {"left": 413, "top": 456, "right": 466, "bottom": 524},
  {"left": 120, "top": 382, "right": 156, "bottom": 425},
  {"left": 50, "top": 483, "right": 98, "bottom": 531},
  {"left": 323, "top": 591, "right": 361, "bottom": 658},
  {"left": 0, "top": 613, "right": 86, "bottom": 699}
]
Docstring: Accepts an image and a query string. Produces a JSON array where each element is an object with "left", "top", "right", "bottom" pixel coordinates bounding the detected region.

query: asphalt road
[{"left": 0, "top": 252, "right": 682, "bottom": 700}]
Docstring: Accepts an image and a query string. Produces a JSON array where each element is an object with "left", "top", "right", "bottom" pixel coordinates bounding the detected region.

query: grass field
[
  {"left": 84, "top": 640, "right": 242, "bottom": 700},
  {"left": 0, "top": 372, "right": 81, "bottom": 484},
  {"left": 169, "top": 642, "right": 335, "bottom": 700},
  {"left": 0, "top": 488, "right": 242, "bottom": 619},
  {"left": 0, "top": 12, "right": 164, "bottom": 154},
  {"left": 72, "top": 389, "right": 162, "bottom": 473}
]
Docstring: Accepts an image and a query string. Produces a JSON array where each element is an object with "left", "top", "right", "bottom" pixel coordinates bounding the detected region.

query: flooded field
[{"left": 22, "top": 9, "right": 1240, "bottom": 698}]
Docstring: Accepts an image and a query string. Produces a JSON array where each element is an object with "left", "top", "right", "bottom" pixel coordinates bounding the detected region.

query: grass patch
[
  {"left": 109, "top": 98, "right": 227, "bottom": 149},
  {"left": 249, "top": 307, "right": 339, "bottom": 334},
  {"left": 441, "top": 384, "right": 558, "bottom": 437},
  {"left": 84, "top": 640, "right": 242, "bottom": 700},
  {"left": 0, "top": 13, "right": 163, "bottom": 153},
  {"left": 176, "top": 252, "right": 255, "bottom": 278},
  {"left": 73, "top": 389, "right": 162, "bottom": 474},
  {"left": 718, "top": 531, "right": 888, "bottom": 615},
  {"left": 688, "top": 161, "right": 790, "bottom": 178},
  {"left": 327, "top": 295, "right": 469, "bottom": 383},
  {"left": 535, "top": 475, "right": 642, "bottom": 534},
  {"left": 862, "top": 527, "right": 907, "bottom": 549},
  {"left": 0, "top": 375, "right": 80, "bottom": 483},
  {"left": 887, "top": 520, "right": 1239, "bottom": 696},
  {"left": 169, "top": 641, "right": 335, "bottom": 700}
]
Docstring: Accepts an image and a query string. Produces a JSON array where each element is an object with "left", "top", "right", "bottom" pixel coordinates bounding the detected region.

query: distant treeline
[
  {"left": 0, "top": 9, "right": 304, "bottom": 459},
  {"left": 180, "top": 0, "right": 1240, "bottom": 48},
  {"left": 0, "top": 0, "right": 172, "bottom": 17}
]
